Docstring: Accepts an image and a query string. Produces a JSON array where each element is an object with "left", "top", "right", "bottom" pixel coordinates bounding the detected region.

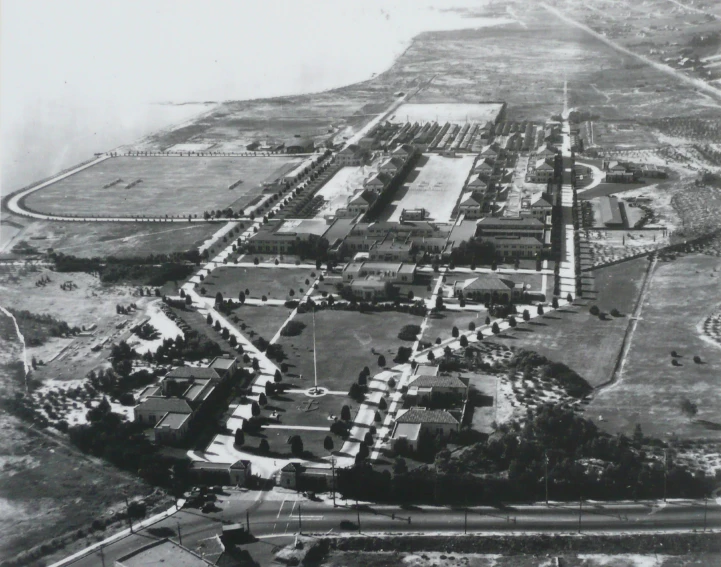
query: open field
[
  {"left": 313, "top": 165, "right": 374, "bottom": 219},
  {"left": 388, "top": 102, "right": 504, "bottom": 124},
  {"left": 0, "top": 218, "right": 220, "bottom": 259},
  {"left": 228, "top": 305, "right": 292, "bottom": 344},
  {"left": 488, "top": 258, "right": 649, "bottom": 388},
  {"left": 423, "top": 311, "right": 488, "bottom": 345},
  {"left": 588, "top": 253, "right": 721, "bottom": 440},
  {"left": 23, "top": 156, "right": 301, "bottom": 218},
  {"left": 202, "top": 265, "right": 317, "bottom": 301},
  {"left": 383, "top": 154, "right": 474, "bottom": 222},
  {"left": 276, "top": 310, "right": 423, "bottom": 391}
]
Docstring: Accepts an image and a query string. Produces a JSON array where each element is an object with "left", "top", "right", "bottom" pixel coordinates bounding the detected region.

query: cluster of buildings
[
  {"left": 603, "top": 160, "right": 668, "bottom": 183},
  {"left": 133, "top": 356, "right": 239, "bottom": 445},
  {"left": 246, "top": 137, "right": 318, "bottom": 154},
  {"left": 391, "top": 365, "right": 466, "bottom": 451}
]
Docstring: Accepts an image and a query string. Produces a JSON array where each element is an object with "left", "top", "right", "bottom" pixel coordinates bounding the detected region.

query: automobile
[{"left": 339, "top": 520, "right": 358, "bottom": 531}]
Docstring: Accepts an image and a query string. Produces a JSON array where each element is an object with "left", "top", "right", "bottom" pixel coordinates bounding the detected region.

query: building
[
  {"left": 400, "top": 208, "right": 427, "bottom": 221},
  {"left": 391, "top": 408, "right": 460, "bottom": 451},
  {"left": 391, "top": 144, "right": 415, "bottom": 159},
  {"left": 209, "top": 355, "right": 240, "bottom": 379},
  {"left": 604, "top": 162, "right": 639, "bottom": 183},
  {"left": 286, "top": 138, "right": 316, "bottom": 154},
  {"left": 369, "top": 238, "right": 415, "bottom": 262},
  {"left": 153, "top": 411, "right": 192, "bottom": 444},
  {"left": 347, "top": 190, "right": 377, "bottom": 216},
  {"left": 336, "top": 144, "right": 367, "bottom": 166},
  {"left": 536, "top": 145, "right": 557, "bottom": 159},
  {"left": 452, "top": 273, "right": 527, "bottom": 303},
  {"left": 465, "top": 175, "right": 488, "bottom": 192},
  {"left": 473, "top": 158, "right": 495, "bottom": 176},
  {"left": 458, "top": 192, "right": 484, "bottom": 219},
  {"left": 529, "top": 157, "right": 555, "bottom": 183},
  {"left": 342, "top": 261, "right": 416, "bottom": 284},
  {"left": 134, "top": 397, "right": 192, "bottom": 427},
  {"left": 483, "top": 235, "right": 543, "bottom": 259},
  {"left": 282, "top": 157, "right": 316, "bottom": 184},
  {"left": 379, "top": 156, "right": 406, "bottom": 174},
  {"left": 407, "top": 374, "right": 468, "bottom": 405},
  {"left": 279, "top": 462, "right": 305, "bottom": 489},
  {"left": 115, "top": 538, "right": 215, "bottom": 567},
  {"left": 520, "top": 194, "right": 553, "bottom": 221},
  {"left": 364, "top": 171, "right": 393, "bottom": 193},
  {"left": 599, "top": 195, "right": 625, "bottom": 227},
  {"left": 476, "top": 216, "right": 545, "bottom": 239},
  {"left": 479, "top": 143, "right": 501, "bottom": 159}
]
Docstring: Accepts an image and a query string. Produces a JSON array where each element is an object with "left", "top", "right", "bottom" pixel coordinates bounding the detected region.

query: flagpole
[{"left": 312, "top": 307, "right": 318, "bottom": 393}]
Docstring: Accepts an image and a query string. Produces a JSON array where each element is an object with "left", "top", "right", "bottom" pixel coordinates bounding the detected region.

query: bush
[
  {"left": 398, "top": 324, "right": 421, "bottom": 341},
  {"left": 610, "top": 308, "right": 621, "bottom": 317},
  {"left": 693, "top": 355, "right": 702, "bottom": 364},
  {"left": 589, "top": 305, "right": 600, "bottom": 316}
]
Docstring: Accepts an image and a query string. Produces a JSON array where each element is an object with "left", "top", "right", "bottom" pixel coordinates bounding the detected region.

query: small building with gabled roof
[{"left": 392, "top": 408, "right": 460, "bottom": 450}]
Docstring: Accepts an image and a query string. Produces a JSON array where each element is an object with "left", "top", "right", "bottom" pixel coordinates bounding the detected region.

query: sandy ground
[
  {"left": 388, "top": 154, "right": 474, "bottom": 222},
  {"left": 125, "top": 300, "right": 184, "bottom": 354},
  {"left": 313, "top": 164, "right": 376, "bottom": 218},
  {"left": 388, "top": 103, "right": 505, "bottom": 124}
]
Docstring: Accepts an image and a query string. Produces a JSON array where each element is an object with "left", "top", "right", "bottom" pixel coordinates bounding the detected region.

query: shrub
[
  {"left": 589, "top": 305, "right": 600, "bottom": 316},
  {"left": 693, "top": 355, "right": 702, "bottom": 364},
  {"left": 610, "top": 308, "right": 621, "bottom": 317},
  {"left": 398, "top": 324, "right": 421, "bottom": 341}
]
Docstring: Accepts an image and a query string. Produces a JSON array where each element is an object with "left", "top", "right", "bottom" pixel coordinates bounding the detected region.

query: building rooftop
[
  {"left": 392, "top": 422, "right": 421, "bottom": 442},
  {"left": 456, "top": 274, "right": 514, "bottom": 292},
  {"left": 116, "top": 538, "right": 215, "bottom": 567},
  {"left": 136, "top": 397, "right": 192, "bottom": 415},
  {"left": 477, "top": 216, "right": 543, "bottom": 227},
  {"left": 155, "top": 412, "right": 192, "bottom": 431},
  {"left": 166, "top": 366, "right": 222, "bottom": 381},
  {"left": 483, "top": 235, "right": 543, "bottom": 246},
  {"left": 361, "top": 261, "right": 403, "bottom": 272},
  {"left": 395, "top": 408, "right": 459, "bottom": 425},
  {"left": 398, "top": 263, "right": 417, "bottom": 274},
  {"left": 409, "top": 374, "right": 467, "bottom": 389},
  {"left": 209, "top": 356, "right": 236, "bottom": 371}
]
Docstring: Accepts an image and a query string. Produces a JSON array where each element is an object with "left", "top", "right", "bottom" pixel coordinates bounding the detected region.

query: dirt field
[
  {"left": 23, "top": 156, "right": 301, "bottom": 217},
  {"left": 388, "top": 102, "right": 504, "bottom": 124},
  {"left": 384, "top": 154, "right": 474, "bottom": 222},
  {"left": 588, "top": 254, "right": 721, "bottom": 440},
  {"left": 314, "top": 165, "right": 374, "bottom": 219},
  {"left": 1, "top": 218, "right": 220, "bottom": 259}
]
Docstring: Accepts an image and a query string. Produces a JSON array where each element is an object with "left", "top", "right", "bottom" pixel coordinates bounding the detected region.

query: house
[
  {"left": 188, "top": 459, "right": 252, "bottom": 487},
  {"left": 473, "top": 158, "right": 495, "bottom": 175},
  {"left": 458, "top": 192, "right": 484, "bottom": 219},
  {"left": 115, "top": 538, "right": 215, "bottom": 567},
  {"left": 347, "top": 190, "right": 377, "bottom": 216},
  {"left": 536, "top": 145, "right": 557, "bottom": 159},
  {"left": 379, "top": 156, "right": 406, "bottom": 174},
  {"left": 229, "top": 460, "right": 252, "bottom": 486},
  {"left": 521, "top": 194, "right": 553, "bottom": 221},
  {"left": 364, "top": 171, "right": 393, "bottom": 193},
  {"left": 479, "top": 143, "right": 501, "bottom": 159},
  {"left": 529, "top": 158, "right": 555, "bottom": 183},
  {"left": 279, "top": 462, "right": 305, "bottom": 489},
  {"left": 153, "top": 412, "right": 192, "bottom": 444},
  {"left": 342, "top": 261, "right": 416, "bottom": 284},
  {"left": 453, "top": 273, "right": 526, "bottom": 303},
  {"left": 407, "top": 374, "right": 468, "bottom": 405},
  {"left": 465, "top": 175, "right": 487, "bottom": 192},
  {"left": 358, "top": 136, "right": 376, "bottom": 150},
  {"left": 391, "top": 408, "right": 460, "bottom": 451},
  {"left": 259, "top": 139, "right": 286, "bottom": 153},
  {"left": 336, "top": 144, "right": 367, "bottom": 166},
  {"left": 391, "top": 144, "right": 414, "bottom": 158},
  {"left": 209, "top": 355, "right": 240, "bottom": 380}
]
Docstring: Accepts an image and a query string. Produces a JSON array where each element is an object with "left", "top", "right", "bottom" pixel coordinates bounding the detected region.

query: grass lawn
[
  {"left": 227, "top": 305, "right": 292, "bottom": 343},
  {"left": 587, "top": 254, "right": 721, "bottom": 440},
  {"left": 485, "top": 258, "right": 649, "bottom": 388},
  {"left": 202, "top": 265, "right": 317, "bottom": 301},
  {"left": 423, "top": 311, "right": 488, "bottom": 344},
  {"left": 276, "top": 310, "right": 423, "bottom": 391},
  {"left": 23, "top": 156, "right": 301, "bottom": 217},
  {"left": 579, "top": 179, "right": 658, "bottom": 199}
]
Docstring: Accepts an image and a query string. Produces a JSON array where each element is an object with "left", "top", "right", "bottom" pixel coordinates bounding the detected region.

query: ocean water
[{"left": 1, "top": 0, "right": 514, "bottom": 194}]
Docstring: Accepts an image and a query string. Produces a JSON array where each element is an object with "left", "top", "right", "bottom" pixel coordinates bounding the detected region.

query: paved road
[{"left": 56, "top": 492, "right": 721, "bottom": 567}]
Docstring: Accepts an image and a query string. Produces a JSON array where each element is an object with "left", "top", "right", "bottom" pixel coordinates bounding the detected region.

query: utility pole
[
  {"left": 544, "top": 451, "right": 549, "bottom": 506},
  {"left": 464, "top": 509, "right": 468, "bottom": 534},
  {"left": 124, "top": 493, "right": 133, "bottom": 533},
  {"left": 247, "top": 510, "right": 251, "bottom": 534},
  {"left": 298, "top": 503, "right": 302, "bottom": 534},
  {"left": 663, "top": 449, "right": 668, "bottom": 503},
  {"left": 331, "top": 458, "right": 337, "bottom": 507},
  {"left": 98, "top": 547, "right": 106, "bottom": 567},
  {"left": 177, "top": 522, "right": 183, "bottom": 546},
  {"left": 703, "top": 496, "right": 708, "bottom": 533},
  {"left": 357, "top": 498, "right": 361, "bottom": 533},
  {"left": 578, "top": 490, "right": 582, "bottom": 534}
]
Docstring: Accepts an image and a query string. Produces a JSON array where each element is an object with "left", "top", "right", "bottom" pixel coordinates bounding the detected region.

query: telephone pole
[
  {"left": 663, "top": 449, "right": 668, "bottom": 503},
  {"left": 544, "top": 451, "right": 549, "bottom": 506},
  {"left": 331, "top": 457, "right": 337, "bottom": 507},
  {"left": 177, "top": 522, "right": 183, "bottom": 546},
  {"left": 298, "top": 503, "right": 302, "bottom": 534}
]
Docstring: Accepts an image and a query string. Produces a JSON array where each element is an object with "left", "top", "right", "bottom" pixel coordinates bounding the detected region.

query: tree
[
  {"left": 252, "top": 358, "right": 260, "bottom": 371},
  {"left": 407, "top": 290, "right": 414, "bottom": 300},
  {"left": 251, "top": 401, "right": 260, "bottom": 417},
  {"left": 364, "top": 431, "right": 374, "bottom": 445},
  {"left": 522, "top": 309, "right": 530, "bottom": 322},
  {"left": 435, "top": 295, "right": 444, "bottom": 311},
  {"left": 552, "top": 297, "right": 559, "bottom": 309},
  {"left": 428, "top": 351, "right": 436, "bottom": 362},
  {"left": 633, "top": 423, "right": 643, "bottom": 445},
  {"left": 680, "top": 398, "right": 698, "bottom": 417},
  {"left": 589, "top": 305, "right": 600, "bottom": 316},
  {"left": 452, "top": 326, "right": 459, "bottom": 338},
  {"left": 290, "top": 435, "right": 304, "bottom": 456},
  {"left": 508, "top": 316, "right": 517, "bottom": 328},
  {"left": 324, "top": 435, "right": 334, "bottom": 453},
  {"left": 460, "top": 335, "right": 468, "bottom": 347},
  {"left": 379, "top": 397, "right": 388, "bottom": 410},
  {"left": 349, "top": 382, "right": 364, "bottom": 401},
  {"left": 265, "top": 381, "right": 274, "bottom": 396},
  {"left": 254, "top": 257, "right": 260, "bottom": 265},
  {"left": 537, "top": 304, "right": 544, "bottom": 316},
  {"left": 341, "top": 405, "right": 351, "bottom": 421},
  {"left": 215, "top": 292, "right": 223, "bottom": 305},
  {"left": 393, "top": 457, "right": 408, "bottom": 475},
  {"left": 492, "top": 322, "right": 500, "bottom": 334},
  {"left": 229, "top": 335, "right": 237, "bottom": 347},
  {"left": 566, "top": 293, "right": 573, "bottom": 303},
  {"left": 238, "top": 291, "right": 246, "bottom": 304},
  {"left": 468, "top": 322, "right": 476, "bottom": 331},
  {"left": 358, "top": 372, "right": 367, "bottom": 386},
  {"left": 274, "top": 369, "right": 282, "bottom": 383},
  {"left": 378, "top": 354, "right": 386, "bottom": 367},
  {"left": 485, "top": 316, "right": 491, "bottom": 325},
  {"left": 234, "top": 429, "right": 244, "bottom": 446},
  {"left": 258, "top": 392, "right": 268, "bottom": 406},
  {"left": 357, "top": 441, "right": 369, "bottom": 461},
  {"left": 476, "top": 330, "right": 483, "bottom": 340},
  {"left": 214, "top": 320, "right": 221, "bottom": 331},
  {"left": 259, "top": 439, "right": 270, "bottom": 453}
]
